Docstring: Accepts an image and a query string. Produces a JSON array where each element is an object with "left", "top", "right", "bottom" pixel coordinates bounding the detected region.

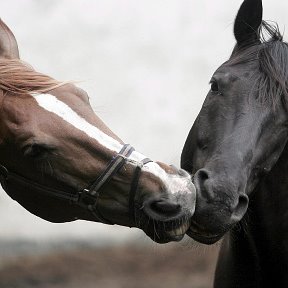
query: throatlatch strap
[{"left": 0, "top": 164, "right": 78, "bottom": 202}]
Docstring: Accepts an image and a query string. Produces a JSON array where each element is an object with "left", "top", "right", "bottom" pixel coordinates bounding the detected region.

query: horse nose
[
  {"left": 143, "top": 198, "right": 182, "bottom": 219},
  {"left": 194, "top": 168, "right": 249, "bottom": 219}
]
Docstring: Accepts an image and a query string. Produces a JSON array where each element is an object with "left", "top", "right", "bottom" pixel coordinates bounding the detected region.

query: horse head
[
  {"left": 0, "top": 19, "right": 196, "bottom": 243},
  {"left": 182, "top": 0, "right": 288, "bottom": 244}
]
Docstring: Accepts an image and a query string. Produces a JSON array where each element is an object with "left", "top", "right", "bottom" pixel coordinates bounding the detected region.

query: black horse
[{"left": 182, "top": 0, "right": 288, "bottom": 287}]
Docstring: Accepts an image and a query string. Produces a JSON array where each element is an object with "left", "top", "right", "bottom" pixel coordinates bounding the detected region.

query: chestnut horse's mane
[{"left": 0, "top": 59, "right": 66, "bottom": 95}]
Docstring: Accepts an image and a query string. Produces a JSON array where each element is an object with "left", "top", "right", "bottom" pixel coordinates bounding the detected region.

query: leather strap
[
  {"left": 129, "top": 158, "right": 152, "bottom": 221},
  {"left": 77, "top": 144, "right": 135, "bottom": 223},
  {"left": 0, "top": 144, "right": 152, "bottom": 225}
]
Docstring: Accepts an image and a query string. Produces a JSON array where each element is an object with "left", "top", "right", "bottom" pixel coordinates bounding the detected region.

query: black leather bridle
[{"left": 0, "top": 144, "right": 152, "bottom": 224}]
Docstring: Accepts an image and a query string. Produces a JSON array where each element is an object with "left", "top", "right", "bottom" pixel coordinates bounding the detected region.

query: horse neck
[
  {"left": 220, "top": 141, "right": 288, "bottom": 286},
  {"left": 251, "top": 140, "right": 288, "bottom": 247}
]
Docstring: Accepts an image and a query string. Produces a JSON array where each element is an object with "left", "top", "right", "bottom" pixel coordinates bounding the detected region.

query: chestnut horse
[
  {"left": 182, "top": 0, "right": 288, "bottom": 286},
  {"left": 0, "top": 19, "right": 196, "bottom": 244}
]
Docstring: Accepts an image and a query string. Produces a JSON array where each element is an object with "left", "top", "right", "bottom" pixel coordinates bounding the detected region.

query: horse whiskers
[
  {"left": 136, "top": 211, "right": 146, "bottom": 230},
  {"left": 36, "top": 161, "right": 45, "bottom": 178},
  {"left": 153, "top": 219, "right": 160, "bottom": 240},
  {"left": 38, "top": 160, "right": 54, "bottom": 177},
  {"left": 136, "top": 206, "right": 192, "bottom": 242},
  {"left": 152, "top": 219, "right": 156, "bottom": 243},
  {"left": 46, "top": 160, "right": 54, "bottom": 176}
]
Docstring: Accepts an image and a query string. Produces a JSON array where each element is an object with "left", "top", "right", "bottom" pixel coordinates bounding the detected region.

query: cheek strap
[{"left": 129, "top": 157, "right": 152, "bottom": 223}]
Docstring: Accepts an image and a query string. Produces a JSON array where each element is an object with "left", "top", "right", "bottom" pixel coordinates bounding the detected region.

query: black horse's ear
[{"left": 234, "top": 0, "right": 263, "bottom": 46}]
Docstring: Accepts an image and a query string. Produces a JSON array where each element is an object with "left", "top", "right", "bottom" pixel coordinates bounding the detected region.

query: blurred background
[{"left": 0, "top": 0, "right": 286, "bottom": 287}]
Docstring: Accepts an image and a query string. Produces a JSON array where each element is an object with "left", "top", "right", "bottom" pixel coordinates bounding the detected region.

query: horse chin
[
  {"left": 186, "top": 220, "right": 225, "bottom": 245},
  {"left": 147, "top": 233, "right": 185, "bottom": 244},
  {"left": 186, "top": 228, "right": 223, "bottom": 245},
  {"left": 144, "top": 227, "right": 187, "bottom": 244}
]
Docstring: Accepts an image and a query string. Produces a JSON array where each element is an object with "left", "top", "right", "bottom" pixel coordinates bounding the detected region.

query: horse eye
[
  {"left": 23, "top": 144, "right": 51, "bottom": 159},
  {"left": 210, "top": 81, "right": 219, "bottom": 93}
]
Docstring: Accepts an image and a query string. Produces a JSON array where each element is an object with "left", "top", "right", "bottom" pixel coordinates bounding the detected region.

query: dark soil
[{"left": 0, "top": 243, "right": 219, "bottom": 288}]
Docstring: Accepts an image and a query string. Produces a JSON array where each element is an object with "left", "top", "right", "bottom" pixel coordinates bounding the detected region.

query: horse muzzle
[
  {"left": 137, "top": 182, "right": 196, "bottom": 243},
  {"left": 186, "top": 168, "right": 249, "bottom": 244}
]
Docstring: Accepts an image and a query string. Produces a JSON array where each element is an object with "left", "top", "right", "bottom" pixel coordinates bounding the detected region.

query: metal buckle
[{"left": 77, "top": 188, "right": 99, "bottom": 211}]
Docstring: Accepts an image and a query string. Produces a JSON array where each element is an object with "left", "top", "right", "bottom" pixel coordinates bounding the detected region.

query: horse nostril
[
  {"left": 194, "top": 169, "right": 213, "bottom": 200},
  {"left": 150, "top": 199, "right": 181, "bottom": 216},
  {"left": 231, "top": 194, "right": 249, "bottom": 221},
  {"left": 197, "top": 169, "right": 209, "bottom": 182}
]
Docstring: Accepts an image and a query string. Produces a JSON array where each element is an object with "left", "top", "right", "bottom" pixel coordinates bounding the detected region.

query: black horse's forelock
[{"left": 230, "top": 20, "right": 288, "bottom": 108}]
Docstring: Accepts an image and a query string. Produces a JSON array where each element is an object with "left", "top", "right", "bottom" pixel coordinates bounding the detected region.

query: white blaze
[
  {"left": 33, "top": 94, "right": 122, "bottom": 153},
  {"left": 33, "top": 94, "right": 194, "bottom": 195}
]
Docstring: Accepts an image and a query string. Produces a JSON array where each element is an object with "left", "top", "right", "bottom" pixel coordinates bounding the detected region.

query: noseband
[{"left": 0, "top": 144, "right": 151, "bottom": 225}]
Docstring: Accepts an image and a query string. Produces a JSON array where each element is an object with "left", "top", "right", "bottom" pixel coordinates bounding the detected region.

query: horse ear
[
  {"left": 234, "top": 0, "right": 263, "bottom": 46},
  {"left": 0, "top": 19, "right": 20, "bottom": 59}
]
